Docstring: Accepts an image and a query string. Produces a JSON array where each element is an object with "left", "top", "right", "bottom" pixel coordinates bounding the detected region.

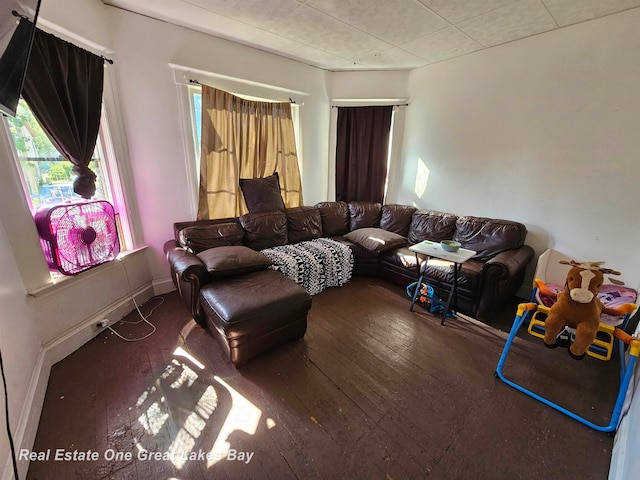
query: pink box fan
[{"left": 34, "top": 200, "right": 121, "bottom": 275}]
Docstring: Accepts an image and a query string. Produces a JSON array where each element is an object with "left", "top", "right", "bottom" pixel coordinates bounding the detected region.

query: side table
[{"left": 408, "top": 240, "right": 477, "bottom": 324}]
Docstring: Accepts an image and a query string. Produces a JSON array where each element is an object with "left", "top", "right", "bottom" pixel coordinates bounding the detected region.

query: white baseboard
[
  {"left": 43, "top": 282, "right": 155, "bottom": 366},
  {"left": 2, "top": 282, "right": 155, "bottom": 479},
  {"left": 2, "top": 349, "right": 50, "bottom": 480},
  {"left": 153, "top": 276, "right": 176, "bottom": 296}
]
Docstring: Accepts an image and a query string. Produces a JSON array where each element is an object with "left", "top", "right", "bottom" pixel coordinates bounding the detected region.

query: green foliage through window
[{"left": 7, "top": 99, "right": 107, "bottom": 210}]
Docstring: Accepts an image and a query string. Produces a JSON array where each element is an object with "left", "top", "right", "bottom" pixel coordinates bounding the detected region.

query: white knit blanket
[{"left": 261, "top": 238, "right": 353, "bottom": 295}]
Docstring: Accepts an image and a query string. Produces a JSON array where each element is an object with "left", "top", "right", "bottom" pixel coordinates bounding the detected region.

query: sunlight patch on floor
[
  {"left": 206, "top": 375, "right": 262, "bottom": 468},
  {"left": 133, "top": 347, "right": 266, "bottom": 470}
]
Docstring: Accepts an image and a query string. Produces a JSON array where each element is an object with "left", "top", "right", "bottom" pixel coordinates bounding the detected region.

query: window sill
[{"left": 27, "top": 246, "right": 148, "bottom": 299}]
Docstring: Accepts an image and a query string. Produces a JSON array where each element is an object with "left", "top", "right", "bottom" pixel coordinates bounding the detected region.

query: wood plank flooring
[{"left": 26, "top": 277, "right": 617, "bottom": 480}]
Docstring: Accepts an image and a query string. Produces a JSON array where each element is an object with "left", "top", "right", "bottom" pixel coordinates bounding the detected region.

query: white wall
[
  {"left": 0, "top": 222, "right": 43, "bottom": 480},
  {"left": 393, "top": 8, "right": 640, "bottom": 292}
]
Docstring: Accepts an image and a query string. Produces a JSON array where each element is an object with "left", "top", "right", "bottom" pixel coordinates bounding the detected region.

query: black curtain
[
  {"left": 21, "top": 28, "right": 104, "bottom": 199},
  {"left": 335, "top": 105, "right": 393, "bottom": 203},
  {"left": 0, "top": 17, "right": 35, "bottom": 116}
]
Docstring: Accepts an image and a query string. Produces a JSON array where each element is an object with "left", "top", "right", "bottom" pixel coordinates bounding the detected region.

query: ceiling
[{"left": 102, "top": 0, "right": 640, "bottom": 71}]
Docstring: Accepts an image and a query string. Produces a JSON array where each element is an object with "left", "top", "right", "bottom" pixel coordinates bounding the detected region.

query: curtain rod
[
  {"left": 188, "top": 79, "right": 298, "bottom": 103},
  {"left": 332, "top": 103, "right": 408, "bottom": 108},
  {"left": 16, "top": 13, "right": 114, "bottom": 65}
]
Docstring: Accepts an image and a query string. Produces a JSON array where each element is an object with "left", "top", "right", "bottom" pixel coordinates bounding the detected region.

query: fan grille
[{"left": 35, "top": 201, "right": 121, "bottom": 275}]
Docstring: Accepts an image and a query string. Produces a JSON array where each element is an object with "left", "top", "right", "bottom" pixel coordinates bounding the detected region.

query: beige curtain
[{"left": 197, "top": 85, "right": 303, "bottom": 219}]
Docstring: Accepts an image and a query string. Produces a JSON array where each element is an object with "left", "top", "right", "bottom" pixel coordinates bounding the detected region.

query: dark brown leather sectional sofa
[{"left": 164, "top": 201, "right": 534, "bottom": 364}]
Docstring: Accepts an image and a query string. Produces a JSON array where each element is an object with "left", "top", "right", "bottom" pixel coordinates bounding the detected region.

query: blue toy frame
[{"left": 495, "top": 302, "right": 639, "bottom": 433}]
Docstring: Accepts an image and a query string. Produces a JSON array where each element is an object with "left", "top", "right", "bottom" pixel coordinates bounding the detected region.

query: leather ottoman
[{"left": 200, "top": 269, "right": 312, "bottom": 366}]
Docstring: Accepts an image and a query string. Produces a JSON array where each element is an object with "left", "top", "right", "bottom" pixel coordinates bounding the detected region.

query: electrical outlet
[{"left": 96, "top": 319, "right": 110, "bottom": 329}]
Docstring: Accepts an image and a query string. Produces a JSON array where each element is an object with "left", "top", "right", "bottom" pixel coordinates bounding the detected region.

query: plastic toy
[{"left": 540, "top": 260, "right": 636, "bottom": 359}]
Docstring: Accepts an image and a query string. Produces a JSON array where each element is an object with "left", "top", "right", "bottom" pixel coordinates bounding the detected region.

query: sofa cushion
[
  {"left": 197, "top": 246, "right": 272, "bottom": 277},
  {"left": 453, "top": 216, "right": 527, "bottom": 261},
  {"left": 239, "top": 211, "right": 288, "bottom": 250},
  {"left": 316, "top": 201, "right": 350, "bottom": 236},
  {"left": 286, "top": 206, "right": 323, "bottom": 244},
  {"left": 348, "top": 201, "right": 382, "bottom": 230},
  {"left": 380, "top": 204, "right": 416, "bottom": 237},
  {"left": 239, "top": 173, "right": 286, "bottom": 214},
  {"left": 408, "top": 210, "right": 458, "bottom": 245},
  {"left": 344, "top": 227, "right": 407, "bottom": 253},
  {"left": 179, "top": 222, "right": 245, "bottom": 254}
]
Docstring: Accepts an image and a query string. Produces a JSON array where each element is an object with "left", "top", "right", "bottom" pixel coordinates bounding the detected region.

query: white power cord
[{"left": 107, "top": 258, "right": 164, "bottom": 342}]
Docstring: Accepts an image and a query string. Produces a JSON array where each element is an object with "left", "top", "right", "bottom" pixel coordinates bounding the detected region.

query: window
[
  {"left": 8, "top": 99, "right": 111, "bottom": 210},
  {"left": 5, "top": 98, "right": 132, "bottom": 253}
]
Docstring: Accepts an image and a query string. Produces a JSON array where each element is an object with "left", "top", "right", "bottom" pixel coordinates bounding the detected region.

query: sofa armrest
[
  {"left": 483, "top": 245, "right": 535, "bottom": 278},
  {"left": 164, "top": 240, "right": 209, "bottom": 325},
  {"left": 476, "top": 245, "right": 535, "bottom": 317}
]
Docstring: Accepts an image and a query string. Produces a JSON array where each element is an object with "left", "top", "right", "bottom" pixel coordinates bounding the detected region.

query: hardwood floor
[{"left": 26, "top": 277, "right": 617, "bottom": 479}]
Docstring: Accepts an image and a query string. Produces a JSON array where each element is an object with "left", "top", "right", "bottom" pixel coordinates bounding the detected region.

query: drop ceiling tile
[
  {"left": 183, "top": 0, "right": 302, "bottom": 30},
  {"left": 268, "top": 4, "right": 393, "bottom": 57},
  {"left": 108, "top": 0, "right": 265, "bottom": 42},
  {"left": 418, "top": 0, "right": 519, "bottom": 24},
  {"left": 402, "top": 27, "right": 483, "bottom": 63},
  {"left": 307, "top": 0, "right": 449, "bottom": 45},
  {"left": 458, "top": 0, "right": 557, "bottom": 46},
  {"left": 542, "top": 0, "right": 640, "bottom": 26},
  {"left": 254, "top": 31, "right": 356, "bottom": 69},
  {"left": 350, "top": 47, "right": 428, "bottom": 70}
]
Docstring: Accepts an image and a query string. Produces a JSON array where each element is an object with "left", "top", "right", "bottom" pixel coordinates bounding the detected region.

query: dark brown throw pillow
[
  {"left": 197, "top": 246, "right": 272, "bottom": 277},
  {"left": 239, "top": 173, "right": 286, "bottom": 214},
  {"left": 343, "top": 227, "right": 407, "bottom": 253},
  {"left": 239, "top": 211, "right": 288, "bottom": 250},
  {"left": 286, "top": 206, "right": 323, "bottom": 243},
  {"left": 178, "top": 223, "right": 245, "bottom": 254}
]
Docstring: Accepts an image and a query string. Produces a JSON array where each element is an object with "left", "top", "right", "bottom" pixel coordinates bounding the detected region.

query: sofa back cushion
[
  {"left": 348, "top": 201, "right": 382, "bottom": 231},
  {"left": 408, "top": 210, "right": 458, "bottom": 245},
  {"left": 239, "top": 211, "right": 288, "bottom": 250},
  {"left": 286, "top": 206, "right": 323, "bottom": 243},
  {"left": 380, "top": 204, "right": 417, "bottom": 237},
  {"left": 316, "top": 201, "right": 350, "bottom": 236},
  {"left": 178, "top": 222, "right": 245, "bottom": 253},
  {"left": 453, "top": 216, "right": 527, "bottom": 261}
]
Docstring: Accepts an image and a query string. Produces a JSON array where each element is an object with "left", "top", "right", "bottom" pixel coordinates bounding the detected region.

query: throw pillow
[
  {"left": 197, "top": 246, "right": 272, "bottom": 277},
  {"left": 344, "top": 227, "right": 407, "bottom": 253},
  {"left": 239, "top": 172, "right": 286, "bottom": 214},
  {"left": 286, "top": 206, "right": 323, "bottom": 243},
  {"left": 239, "top": 211, "right": 288, "bottom": 250},
  {"left": 178, "top": 222, "right": 245, "bottom": 254}
]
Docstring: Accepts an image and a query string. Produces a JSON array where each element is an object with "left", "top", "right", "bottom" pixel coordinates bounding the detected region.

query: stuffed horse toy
[{"left": 536, "top": 260, "right": 636, "bottom": 360}]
